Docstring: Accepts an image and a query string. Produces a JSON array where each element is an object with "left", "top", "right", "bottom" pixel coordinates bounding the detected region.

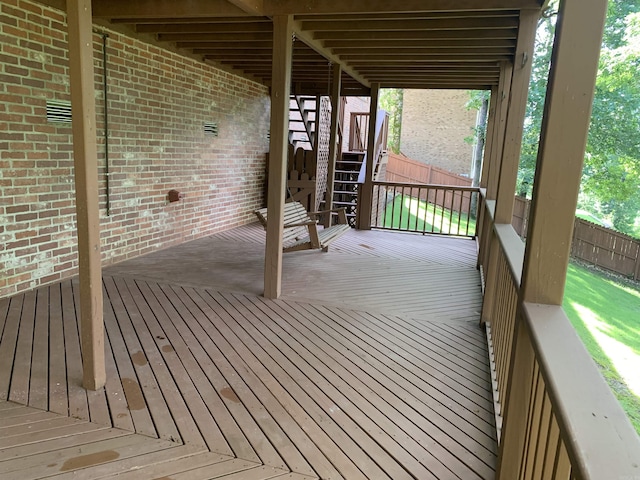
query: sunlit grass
[
  {"left": 382, "top": 195, "right": 476, "bottom": 236},
  {"left": 563, "top": 263, "right": 640, "bottom": 434}
]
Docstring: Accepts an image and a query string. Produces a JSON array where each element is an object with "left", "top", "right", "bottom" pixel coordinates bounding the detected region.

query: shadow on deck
[{"left": 0, "top": 223, "right": 495, "bottom": 479}]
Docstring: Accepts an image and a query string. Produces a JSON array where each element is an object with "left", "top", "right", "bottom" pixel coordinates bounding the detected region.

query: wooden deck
[{"left": 0, "top": 224, "right": 495, "bottom": 479}]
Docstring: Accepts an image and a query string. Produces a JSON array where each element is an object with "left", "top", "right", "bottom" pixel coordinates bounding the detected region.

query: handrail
[
  {"left": 357, "top": 110, "right": 388, "bottom": 184},
  {"left": 523, "top": 303, "right": 640, "bottom": 480},
  {"left": 494, "top": 223, "right": 524, "bottom": 286},
  {"left": 375, "top": 181, "right": 480, "bottom": 192},
  {"left": 370, "top": 181, "right": 480, "bottom": 237},
  {"left": 478, "top": 194, "right": 640, "bottom": 479}
]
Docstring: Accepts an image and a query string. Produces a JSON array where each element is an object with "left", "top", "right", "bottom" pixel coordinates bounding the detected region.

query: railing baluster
[
  {"left": 368, "top": 181, "right": 479, "bottom": 237},
  {"left": 456, "top": 189, "right": 464, "bottom": 235},
  {"left": 436, "top": 188, "right": 445, "bottom": 233}
]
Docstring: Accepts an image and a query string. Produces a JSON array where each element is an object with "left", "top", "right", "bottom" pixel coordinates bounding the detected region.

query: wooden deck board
[
  {"left": 0, "top": 225, "right": 497, "bottom": 479},
  {"left": 252, "top": 296, "right": 495, "bottom": 479}
]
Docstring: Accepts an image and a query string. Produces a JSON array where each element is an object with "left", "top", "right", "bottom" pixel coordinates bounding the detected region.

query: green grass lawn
[
  {"left": 563, "top": 263, "right": 640, "bottom": 434},
  {"left": 382, "top": 195, "right": 477, "bottom": 236}
]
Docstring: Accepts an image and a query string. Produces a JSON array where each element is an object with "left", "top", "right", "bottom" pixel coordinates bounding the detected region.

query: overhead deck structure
[{"left": 12, "top": 0, "right": 640, "bottom": 478}]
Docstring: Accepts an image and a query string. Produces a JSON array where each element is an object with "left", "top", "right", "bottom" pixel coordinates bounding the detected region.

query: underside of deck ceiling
[{"left": 41, "top": 0, "right": 545, "bottom": 94}]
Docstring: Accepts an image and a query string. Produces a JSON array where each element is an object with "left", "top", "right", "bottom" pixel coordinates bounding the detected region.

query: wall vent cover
[
  {"left": 46, "top": 100, "right": 72, "bottom": 123},
  {"left": 204, "top": 122, "right": 219, "bottom": 136}
]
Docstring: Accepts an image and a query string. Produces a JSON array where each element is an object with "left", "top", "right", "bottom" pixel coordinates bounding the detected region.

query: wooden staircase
[
  {"left": 330, "top": 151, "right": 365, "bottom": 226},
  {"left": 288, "top": 95, "right": 316, "bottom": 151}
]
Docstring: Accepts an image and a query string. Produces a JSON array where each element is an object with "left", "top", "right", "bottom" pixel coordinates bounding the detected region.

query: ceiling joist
[{"left": 38, "top": 0, "right": 545, "bottom": 93}]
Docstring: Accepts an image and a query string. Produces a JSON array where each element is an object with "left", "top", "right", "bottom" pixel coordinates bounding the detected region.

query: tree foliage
[
  {"left": 518, "top": 0, "right": 640, "bottom": 235},
  {"left": 379, "top": 88, "right": 404, "bottom": 154}
]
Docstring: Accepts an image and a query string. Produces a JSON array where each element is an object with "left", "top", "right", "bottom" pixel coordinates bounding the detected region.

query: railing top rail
[
  {"left": 494, "top": 223, "right": 524, "bottom": 287},
  {"left": 523, "top": 303, "right": 640, "bottom": 480},
  {"left": 373, "top": 181, "right": 480, "bottom": 193}
]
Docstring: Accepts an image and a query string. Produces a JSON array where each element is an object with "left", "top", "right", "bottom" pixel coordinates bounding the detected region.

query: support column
[
  {"left": 324, "top": 64, "right": 342, "bottom": 227},
  {"left": 521, "top": 0, "right": 606, "bottom": 305},
  {"left": 497, "top": 1, "right": 607, "bottom": 477},
  {"left": 476, "top": 84, "right": 499, "bottom": 270},
  {"left": 264, "top": 15, "right": 293, "bottom": 299},
  {"left": 479, "top": 85, "right": 498, "bottom": 190},
  {"left": 480, "top": 11, "right": 537, "bottom": 326},
  {"left": 494, "top": 10, "right": 539, "bottom": 224},
  {"left": 356, "top": 83, "right": 379, "bottom": 230},
  {"left": 487, "top": 63, "right": 524, "bottom": 200},
  {"left": 67, "top": 0, "right": 105, "bottom": 390},
  {"left": 486, "top": 63, "right": 513, "bottom": 198}
]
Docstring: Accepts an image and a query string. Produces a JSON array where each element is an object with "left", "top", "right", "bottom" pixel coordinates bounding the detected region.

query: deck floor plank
[
  {"left": 221, "top": 291, "right": 444, "bottom": 480},
  {"left": 60, "top": 281, "right": 89, "bottom": 421},
  {"left": 156, "top": 282, "right": 273, "bottom": 464},
  {"left": 175, "top": 284, "right": 352, "bottom": 479},
  {"left": 103, "top": 276, "right": 180, "bottom": 442},
  {"left": 9, "top": 290, "right": 36, "bottom": 405},
  {"left": 160, "top": 285, "right": 302, "bottom": 474},
  {"left": 99, "top": 451, "right": 236, "bottom": 480},
  {"left": 29, "top": 287, "right": 49, "bottom": 411},
  {"left": 134, "top": 279, "right": 234, "bottom": 455},
  {"left": 102, "top": 299, "right": 137, "bottom": 433},
  {"left": 113, "top": 277, "right": 204, "bottom": 445},
  {"left": 0, "top": 295, "right": 25, "bottom": 402},
  {"left": 274, "top": 300, "right": 497, "bottom": 475},
  {"left": 0, "top": 224, "right": 497, "bottom": 479},
  {"left": 199, "top": 288, "right": 398, "bottom": 479},
  {"left": 48, "top": 284, "right": 68, "bottom": 416},
  {"left": 71, "top": 281, "right": 111, "bottom": 427},
  {"left": 250, "top": 295, "right": 494, "bottom": 480},
  {"left": 182, "top": 286, "right": 371, "bottom": 479}
]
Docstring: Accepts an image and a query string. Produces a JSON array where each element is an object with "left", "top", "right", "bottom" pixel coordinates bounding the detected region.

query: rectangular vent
[
  {"left": 204, "top": 122, "right": 219, "bottom": 136},
  {"left": 46, "top": 100, "right": 72, "bottom": 123}
]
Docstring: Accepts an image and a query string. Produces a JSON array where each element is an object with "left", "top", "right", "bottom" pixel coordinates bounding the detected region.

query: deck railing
[
  {"left": 371, "top": 182, "right": 479, "bottom": 238},
  {"left": 478, "top": 192, "right": 640, "bottom": 479}
]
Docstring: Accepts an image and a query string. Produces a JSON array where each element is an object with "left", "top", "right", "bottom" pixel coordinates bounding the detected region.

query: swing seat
[{"left": 254, "top": 201, "right": 350, "bottom": 252}]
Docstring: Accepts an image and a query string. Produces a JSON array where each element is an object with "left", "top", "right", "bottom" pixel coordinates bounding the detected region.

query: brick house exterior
[
  {"left": 0, "top": 0, "right": 270, "bottom": 298},
  {"left": 399, "top": 89, "right": 477, "bottom": 176}
]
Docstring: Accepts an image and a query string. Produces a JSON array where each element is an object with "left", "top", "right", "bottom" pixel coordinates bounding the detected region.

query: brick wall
[
  {"left": 399, "top": 89, "right": 476, "bottom": 175},
  {"left": 0, "top": 0, "right": 270, "bottom": 298}
]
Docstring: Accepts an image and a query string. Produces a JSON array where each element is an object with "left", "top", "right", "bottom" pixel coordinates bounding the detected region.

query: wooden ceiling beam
[
  {"left": 365, "top": 72, "right": 500, "bottom": 78},
  {"left": 291, "top": 19, "right": 370, "bottom": 88},
  {"left": 350, "top": 60, "right": 504, "bottom": 68},
  {"left": 341, "top": 54, "right": 512, "bottom": 62},
  {"left": 188, "top": 47, "right": 272, "bottom": 53},
  {"left": 331, "top": 47, "right": 514, "bottom": 55},
  {"left": 383, "top": 82, "right": 493, "bottom": 89},
  {"left": 355, "top": 65, "right": 501, "bottom": 71},
  {"left": 323, "top": 38, "right": 516, "bottom": 48},
  {"left": 136, "top": 22, "right": 272, "bottom": 34},
  {"left": 227, "top": 0, "right": 265, "bottom": 16},
  {"left": 110, "top": 16, "right": 265, "bottom": 24},
  {"left": 295, "top": 10, "right": 519, "bottom": 21},
  {"left": 176, "top": 41, "right": 273, "bottom": 48},
  {"left": 264, "top": 0, "right": 542, "bottom": 15},
  {"left": 156, "top": 32, "right": 273, "bottom": 41},
  {"left": 92, "top": 0, "right": 250, "bottom": 19},
  {"left": 300, "top": 16, "right": 518, "bottom": 31},
  {"left": 313, "top": 28, "right": 518, "bottom": 40}
]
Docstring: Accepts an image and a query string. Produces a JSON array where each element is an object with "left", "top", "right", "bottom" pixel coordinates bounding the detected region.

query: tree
[
  {"left": 379, "top": 89, "right": 403, "bottom": 154},
  {"left": 518, "top": 1, "right": 640, "bottom": 235}
]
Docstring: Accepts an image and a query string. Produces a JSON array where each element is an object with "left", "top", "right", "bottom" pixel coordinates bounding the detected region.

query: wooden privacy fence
[
  {"left": 512, "top": 195, "right": 640, "bottom": 280},
  {"left": 572, "top": 218, "right": 640, "bottom": 280},
  {"left": 386, "top": 153, "right": 473, "bottom": 187}
]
